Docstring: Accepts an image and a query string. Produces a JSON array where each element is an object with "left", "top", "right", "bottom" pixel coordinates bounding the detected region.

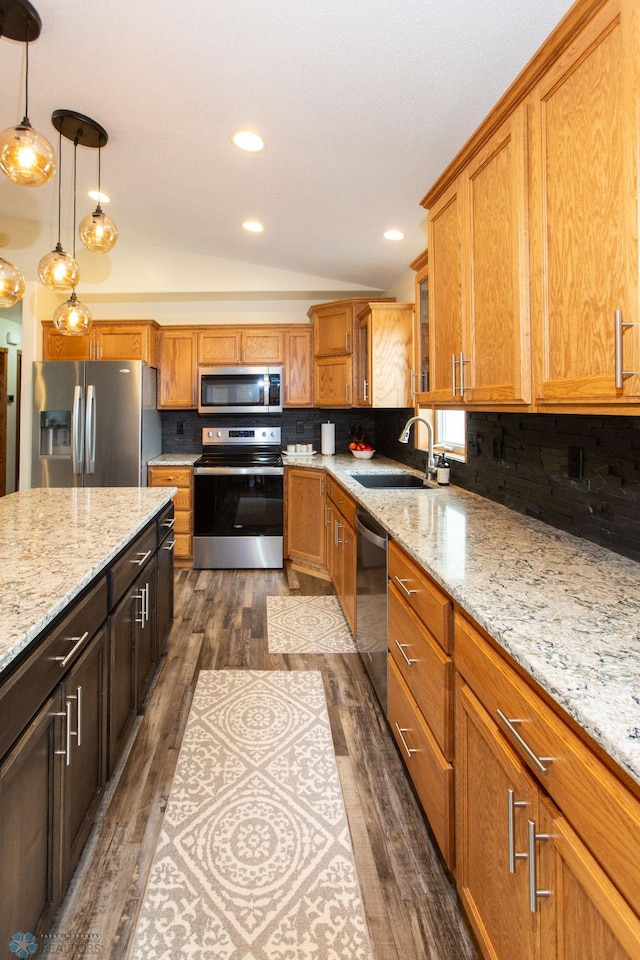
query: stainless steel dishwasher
[{"left": 355, "top": 507, "right": 389, "bottom": 713}]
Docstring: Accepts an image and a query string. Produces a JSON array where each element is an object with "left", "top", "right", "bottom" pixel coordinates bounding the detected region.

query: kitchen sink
[{"left": 351, "top": 473, "right": 431, "bottom": 489}]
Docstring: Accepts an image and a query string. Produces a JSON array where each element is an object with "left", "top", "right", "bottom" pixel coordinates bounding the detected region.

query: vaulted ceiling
[{"left": 0, "top": 0, "right": 575, "bottom": 290}]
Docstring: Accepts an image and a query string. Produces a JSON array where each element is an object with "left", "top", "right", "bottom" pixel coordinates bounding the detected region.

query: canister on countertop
[{"left": 321, "top": 421, "right": 335, "bottom": 456}]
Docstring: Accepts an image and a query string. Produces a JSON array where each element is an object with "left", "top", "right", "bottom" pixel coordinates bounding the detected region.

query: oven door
[{"left": 193, "top": 468, "right": 284, "bottom": 569}]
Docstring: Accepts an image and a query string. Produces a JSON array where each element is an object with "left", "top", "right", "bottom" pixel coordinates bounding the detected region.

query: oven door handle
[{"left": 194, "top": 466, "right": 284, "bottom": 476}]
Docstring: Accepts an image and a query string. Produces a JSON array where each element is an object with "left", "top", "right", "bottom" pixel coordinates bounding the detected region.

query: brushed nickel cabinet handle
[
  {"left": 507, "top": 788, "right": 528, "bottom": 873},
  {"left": 615, "top": 308, "right": 635, "bottom": 388},
  {"left": 393, "top": 575, "right": 417, "bottom": 597},
  {"left": 497, "top": 710, "right": 553, "bottom": 775},
  {"left": 394, "top": 722, "right": 418, "bottom": 759},
  {"left": 394, "top": 639, "right": 417, "bottom": 666},
  {"left": 132, "top": 550, "right": 152, "bottom": 566},
  {"left": 54, "top": 700, "right": 73, "bottom": 766},
  {"left": 527, "top": 820, "right": 551, "bottom": 913},
  {"left": 53, "top": 631, "right": 90, "bottom": 669}
]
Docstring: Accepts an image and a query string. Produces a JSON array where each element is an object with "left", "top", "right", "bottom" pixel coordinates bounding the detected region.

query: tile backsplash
[{"left": 161, "top": 408, "right": 640, "bottom": 562}]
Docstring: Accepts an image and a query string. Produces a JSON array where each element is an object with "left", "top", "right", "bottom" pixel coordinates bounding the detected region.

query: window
[{"left": 414, "top": 406, "right": 467, "bottom": 461}]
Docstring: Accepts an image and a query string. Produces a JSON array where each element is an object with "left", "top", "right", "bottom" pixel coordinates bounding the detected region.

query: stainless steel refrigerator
[{"left": 32, "top": 360, "right": 161, "bottom": 487}]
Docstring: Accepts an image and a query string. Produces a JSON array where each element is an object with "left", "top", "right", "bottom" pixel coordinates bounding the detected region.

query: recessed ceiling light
[
  {"left": 383, "top": 229, "right": 404, "bottom": 241},
  {"left": 243, "top": 220, "right": 264, "bottom": 233},
  {"left": 232, "top": 131, "right": 264, "bottom": 153},
  {"left": 89, "top": 189, "right": 111, "bottom": 204}
]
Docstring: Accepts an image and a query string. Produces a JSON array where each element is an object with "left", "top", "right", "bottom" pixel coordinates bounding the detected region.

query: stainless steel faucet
[{"left": 398, "top": 416, "right": 437, "bottom": 480}]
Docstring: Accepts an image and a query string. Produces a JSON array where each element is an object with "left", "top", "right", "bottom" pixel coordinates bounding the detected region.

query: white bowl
[{"left": 350, "top": 449, "right": 375, "bottom": 459}]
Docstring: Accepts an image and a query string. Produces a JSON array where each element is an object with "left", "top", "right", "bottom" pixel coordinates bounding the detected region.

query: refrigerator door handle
[
  {"left": 72, "top": 385, "right": 84, "bottom": 475},
  {"left": 85, "top": 384, "right": 96, "bottom": 475}
]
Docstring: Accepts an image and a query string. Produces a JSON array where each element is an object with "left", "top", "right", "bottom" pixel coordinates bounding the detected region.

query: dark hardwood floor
[{"left": 48, "top": 567, "right": 478, "bottom": 960}]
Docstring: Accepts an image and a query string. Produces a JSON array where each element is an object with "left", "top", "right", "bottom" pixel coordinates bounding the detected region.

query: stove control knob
[{"left": 217, "top": 431, "right": 222, "bottom": 437}]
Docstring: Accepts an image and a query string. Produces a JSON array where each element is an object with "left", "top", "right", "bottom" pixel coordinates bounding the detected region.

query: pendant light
[
  {"left": 0, "top": 0, "right": 55, "bottom": 187},
  {"left": 0, "top": 256, "right": 25, "bottom": 308},
  {"left": 79, "top": 133, "right": 118, "bottom": 253},
  {"left": 51, "top": 111, "right": 98, "bottom": 337},
  {"left": 37, "top": 127, "right": 80, "bottom": 290}
]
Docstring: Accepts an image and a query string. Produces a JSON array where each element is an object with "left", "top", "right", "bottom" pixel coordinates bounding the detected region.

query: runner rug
[
  {"left": 131, "top": 670, "right": 373, "bottom": 960},
  {"left": 266, "top": 595, "right": 357, "bottom": 654}
]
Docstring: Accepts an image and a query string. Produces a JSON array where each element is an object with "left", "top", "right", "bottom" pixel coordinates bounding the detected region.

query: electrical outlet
[
  {"left": 176, "top": 421, "right": 184, "bottom": 435},
  {"left": 492, "top": 437, "right": 501, "bottom": 459},
  {"left": 296, "top": 420, "right": 305, "bottom": 435},
  {"left": 568, "top": 446, "right": 584, "bottom": 480}
]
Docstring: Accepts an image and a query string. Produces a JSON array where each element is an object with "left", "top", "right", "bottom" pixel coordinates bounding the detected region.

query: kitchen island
[
  {"left": 0, "top": 486, "right": 177, "bottom": 675},
  {"left": 0, "top": 486, "right": 176, "bottom": 947}
]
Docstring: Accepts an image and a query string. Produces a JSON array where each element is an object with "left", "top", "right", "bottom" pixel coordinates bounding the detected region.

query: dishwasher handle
[{"left": 355, "top": 510, "right": 388, "bottom": 550}]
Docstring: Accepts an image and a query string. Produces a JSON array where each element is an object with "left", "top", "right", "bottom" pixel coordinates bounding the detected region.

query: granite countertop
[
  {"left": 148, "top": 453, "right": 201, "bottom": 466},
  {"left": 0, "top": 487, "right": 176, "bottom": 676},
  {"left": 286, "top": 453, "right": 640, "bottom": 787}
]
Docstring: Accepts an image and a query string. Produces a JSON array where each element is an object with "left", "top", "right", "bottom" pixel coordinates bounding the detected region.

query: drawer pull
[
  {"left": 394, "top": 722, "right": 418, "bottom": 759},
  {"left": 132, "top": 550, "right": 152, "bottom": 566},
  {"left": 497, "top": 710, "right": 553, "bottom": 775},
  {"left": 163, "top": 539, "right": 176, "bottom": 551},
  {"left": 507, "top": 788, "right": 528, "bottom": 873},
  {"left": 394, "top": 639, "right": 417, "bottom": 666},
  {"left": 53, "top": 631, "right": 90, "bottom": 669},
  {"left": 54, "top": 700, "right": 73, "bottom": 766},
  {"left": 527, "top": 820, "right": 551, "bottom": 913},
  {"left": 394, "top": 575, "right": 417, "bottom": 597},
  {"left": 67, "top": 685, "right": 82, "bottom": 747},
  {"left": 162, "top": 517, "right": 176, "bottom": 528}
]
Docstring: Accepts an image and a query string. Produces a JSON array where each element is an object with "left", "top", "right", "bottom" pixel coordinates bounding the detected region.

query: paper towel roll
[{"left": 321, "top": 421, "right": 335, "bottom": 456}]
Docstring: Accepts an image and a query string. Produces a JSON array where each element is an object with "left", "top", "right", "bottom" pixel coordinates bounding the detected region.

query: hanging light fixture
[
  {"left": 0, "top": 0, "right": 55, "bottom": 187},
  {"left": 50, "top": 110, "right": 101, "bottom": 336},
  {"left": 0, "top": 256, "right": 25, "bottom": 307},
  {"left": 37, "top": 126, "right": 79, "bottom": 290},
  {"left": 79, "top": 131, "right": 117, "bottom": 252}
]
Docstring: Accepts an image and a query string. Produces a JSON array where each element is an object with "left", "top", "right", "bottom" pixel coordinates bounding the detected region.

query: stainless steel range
[{"left": 193, "top": 426, "right": 284, "bottom": 569}]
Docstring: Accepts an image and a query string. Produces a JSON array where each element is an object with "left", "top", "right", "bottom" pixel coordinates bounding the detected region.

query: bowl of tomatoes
[{"left": 350, "top": 444, "right": 375, "bottom": 459}]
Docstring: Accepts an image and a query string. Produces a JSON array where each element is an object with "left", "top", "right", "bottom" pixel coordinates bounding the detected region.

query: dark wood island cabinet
[{"left": 0, "top": 489, "right": 175, "bottom": 947}]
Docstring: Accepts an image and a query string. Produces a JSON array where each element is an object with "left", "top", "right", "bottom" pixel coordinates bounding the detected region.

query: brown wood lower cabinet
[
  {"left": 455, "top": 612, "right": 640, "bottom": 960},
  {"left": 285, "top": 467, "right": 326, "bottom": 573},
  {"left": 148, "top": 466, "right": 193, "bottom": 565}
]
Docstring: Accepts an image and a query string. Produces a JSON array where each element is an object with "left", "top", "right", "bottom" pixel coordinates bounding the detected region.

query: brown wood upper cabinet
[
  {"left": 309, "top": 297, "right": 395, "bottom": 407},
  {"left": 42, "top": 320, "right": 160, "bottom": 367},
  {"left": 355, "top": 302, "right": 414, "bottom": 407},
  {"left": 530, "top": 0, "right": 640, "bottom": 409},
  {"left": 158, "top": 324, "right": 313, "bottom": 409},
  {"left": 424, "top": 106, "right": 531, "bottom": 409},
  {"left": 198, "top": 328, "right": 284, "bottom": 365},
  {"left": 422, "top": 0, "right": 640, "bottom": 413}
]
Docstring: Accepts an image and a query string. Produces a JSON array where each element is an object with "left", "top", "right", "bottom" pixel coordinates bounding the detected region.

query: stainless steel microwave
[{"left": 198, "top": 366, "right": 283, "bottom": 414}]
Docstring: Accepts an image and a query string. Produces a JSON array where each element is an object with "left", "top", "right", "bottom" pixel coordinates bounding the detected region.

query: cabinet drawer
[
  {"left": 388, "top": 541, "right": 452, "bottom": 653},
  {"left": 148, "top": 466, "right": 192, "bottom": 487},
  {"left": 327, "top": 481, "right": 356, "bottom": 529},
  {"left": 173, "top": 487, "right": 192, "bottom": 511},
  {"left": 455, "top": 612, "right": 640, "bottom": 912},
  {"left": 174, "top": 533, "right": 192, "bottom": 559},
  {"left": 388, "top": 582, "right": 453, "bottom": 759},
  {"left": 388, "top": 657, "right": 454, "bottom": 869},
  {"left": 174, "top": 510, "right": 191, "bottom": 535},
  {"left": 109, "top": 524, "right": 157, "bottom": 607},
  {"left": 0, "top": 576, "right": 107, "bottom": 760}
]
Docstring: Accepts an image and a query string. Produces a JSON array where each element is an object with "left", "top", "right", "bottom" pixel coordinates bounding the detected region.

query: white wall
[{"left": 5, "top": 213, "right": 422, "bottom": 489}]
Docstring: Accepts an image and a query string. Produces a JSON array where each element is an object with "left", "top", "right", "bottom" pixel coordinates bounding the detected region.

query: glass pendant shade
[
  {"left": 0, "top": 120, "right": 55, "bottom": 187},
  {"left": 79, "top": 206, "right": 118, "bottom": 252},
  {"left": 38, "top": 243, "right": 80, "bottom": 290},
  {"left": 53, "top": 290, "right": 92, "bottom": 336},
  {"left": 0, "top": 257, "right": 26, "bottom": 308}
]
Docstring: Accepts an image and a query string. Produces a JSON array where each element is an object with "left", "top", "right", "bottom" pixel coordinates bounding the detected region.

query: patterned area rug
[
  {"left": 131, "top": 670, "right": 373, "bottom": 960},
  {"left": 266, "top": 595, "right": 357, "bottom": 654}
]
